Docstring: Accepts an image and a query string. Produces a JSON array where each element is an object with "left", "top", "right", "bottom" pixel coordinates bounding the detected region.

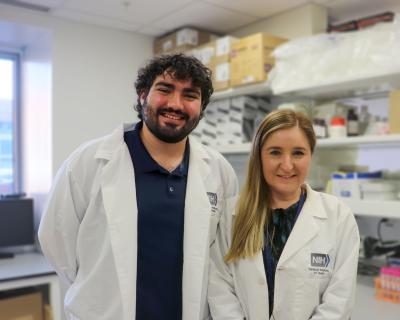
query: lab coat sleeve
[
  {"left": 208, "top": 196, "right": 245, "bottom": 320},
  {"left": 310, "top": 203, "right": 360, "bottom": 320},
  {"left": 38, "top": 160, "right": 87, "bottom": 288}
]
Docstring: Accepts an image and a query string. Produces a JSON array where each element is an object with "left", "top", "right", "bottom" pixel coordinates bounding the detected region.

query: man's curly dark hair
[{"left": 134, "top": 53, "right": 214, "bottom": 120}]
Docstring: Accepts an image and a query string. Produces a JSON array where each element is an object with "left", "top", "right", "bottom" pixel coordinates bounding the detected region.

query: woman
[{"left": 208, "top": 109, "right": 360, "bottom": 320}]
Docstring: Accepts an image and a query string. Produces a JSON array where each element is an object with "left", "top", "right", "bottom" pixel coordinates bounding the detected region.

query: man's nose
[{"left": 167, "top": 92, "right": 184, "bottom": 110}]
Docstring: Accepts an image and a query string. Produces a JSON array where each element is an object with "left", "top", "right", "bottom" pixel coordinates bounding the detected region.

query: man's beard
[{"left": 142, "top": 100, "right": 201, "bottom": 143}]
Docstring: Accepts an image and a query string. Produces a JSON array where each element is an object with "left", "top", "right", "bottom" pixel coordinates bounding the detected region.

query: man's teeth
[{"left": 163, "top": 113, "right": 182, "bottom": 120}]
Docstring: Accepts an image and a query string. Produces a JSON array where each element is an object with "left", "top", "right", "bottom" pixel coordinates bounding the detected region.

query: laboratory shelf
[
  {"left": 211, "top": 81, "right": 271, "bottom": 101},
  {"left": 216, "top": 143, "right": 251, "bottom": 154},
  {"left": 215, "top": 134, "right": 400, "bottom": 154},
  {"left": 341, "top": 199, "right": 400, "bottom": 219},
  {"left": 273, "top": 69, "right": 400, "bottom": 99},
  {"left": 316, "top": 134, "right": 400, "bottom": 148}
]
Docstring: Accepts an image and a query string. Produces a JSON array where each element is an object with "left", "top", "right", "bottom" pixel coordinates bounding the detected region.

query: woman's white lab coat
[
  {"left": 38, "top": 123, "right": 238, "bottom": 320},
  {"left": 208, "top": 184, "right": 360, "bottom": 320}
]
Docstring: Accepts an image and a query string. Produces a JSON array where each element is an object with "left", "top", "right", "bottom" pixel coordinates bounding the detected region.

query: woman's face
[{"left": 261, "top": 126, "right": 312, "bottom": 203}]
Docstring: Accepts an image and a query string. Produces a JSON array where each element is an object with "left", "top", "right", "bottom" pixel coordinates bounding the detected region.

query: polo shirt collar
[{"left": 132, "top": 121, "right": 189, "bottom": 176}]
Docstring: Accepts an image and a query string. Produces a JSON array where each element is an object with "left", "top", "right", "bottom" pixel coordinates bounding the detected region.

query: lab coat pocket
[{"left": 294, "top": 276, "right": 320, "bottom": 320}]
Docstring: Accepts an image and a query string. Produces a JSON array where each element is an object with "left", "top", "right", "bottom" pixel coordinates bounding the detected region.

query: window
[{"left": 0, "top": 52, "right": 20, "bottom": 194}]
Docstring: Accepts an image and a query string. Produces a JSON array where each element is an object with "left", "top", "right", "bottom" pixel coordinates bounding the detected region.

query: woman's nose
[{"left": 280, "top": 155, "right": 294, "bottom": 171}]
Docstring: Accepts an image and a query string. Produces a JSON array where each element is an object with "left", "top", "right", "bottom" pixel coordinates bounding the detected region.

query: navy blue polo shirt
[{"left": 124, "top": 122, "right": 189, "bottom": 320}]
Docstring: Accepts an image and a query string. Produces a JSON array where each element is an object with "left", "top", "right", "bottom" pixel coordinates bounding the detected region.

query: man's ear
[{"left": 139, "top": 91, "right": 147, "bottom": 105}]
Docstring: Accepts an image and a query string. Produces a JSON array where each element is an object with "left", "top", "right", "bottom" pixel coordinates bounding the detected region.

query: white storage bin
[
  {"left": 331, "top": 171, "right": 383, "bottom": 199},
  {"left": 361, "top": 181, "right": 399, "bottom": 200}
]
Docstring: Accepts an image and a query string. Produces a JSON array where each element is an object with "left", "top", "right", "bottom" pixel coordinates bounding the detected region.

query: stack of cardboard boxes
[
  {"left": 153, "top": 27, "right": 219, "bottom": 55},
  {"left": 153, "top": 28, "right": 287, "bottom": 92},
  {"left": 230, "top": 33, "right": 286, "bottom": 87},
  {"left": 153, "top": 28, "right": 286, "bottom": 146}
]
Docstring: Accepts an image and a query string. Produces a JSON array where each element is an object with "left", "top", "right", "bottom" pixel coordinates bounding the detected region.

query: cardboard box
[
  {"left": 0, "top": 292, "right": 43, "bottom": 320},
  {"left": 210, "top": 36, "right": 238, "bottom": 91},
  {"left": 389, "top": 90, "right": 400, "bottom": 133},
  {"left": 154, "top": 28, "right": 218, "bottom": 55},
  {"left": 230, "top": 33, "right": 286, "bottom": 87},
  {"left": 212, "top": 62, "right": 230, "bottom": 91},
  {"left": 186, "top": 41, "right": 216, "bottom": 67}
]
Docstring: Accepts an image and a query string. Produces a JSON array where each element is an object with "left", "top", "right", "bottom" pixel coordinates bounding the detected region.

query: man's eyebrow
[
  {"left": 183, "top": 87, "right": 201, "bottom": 95},
  {"left": 154, "top": 81, "right": 201, "bottom": 95},
  {"left": 154, "top": 81, "right": 175, "bottom": 89}
]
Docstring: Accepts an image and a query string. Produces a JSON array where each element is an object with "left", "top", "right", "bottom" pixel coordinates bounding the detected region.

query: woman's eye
[
  {"left": 269, "top": 150, "right": 280, "bottom": 156},
  {"left": 293, "top": 151, "right": 305, "bottom": 156}
]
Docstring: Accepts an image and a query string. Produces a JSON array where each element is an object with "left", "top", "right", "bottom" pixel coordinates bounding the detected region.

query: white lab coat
[
  {"left": 208, "top": 184, "right": 360, "bottom": 320},
  {"left": 38, "top": 123, "right": 238, "bottom": 320}
]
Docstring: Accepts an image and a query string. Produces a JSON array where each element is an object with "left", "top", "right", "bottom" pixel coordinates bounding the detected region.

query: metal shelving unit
[{"left": 211, "top": 70, "right": 400, "bottom": 219}]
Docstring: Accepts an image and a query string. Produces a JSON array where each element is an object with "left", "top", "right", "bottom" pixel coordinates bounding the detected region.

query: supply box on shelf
[
  {"left": 230, "top": 33, "right": 287, "bottom": 87},
  {"left": 331, "top": 171, "right": 383, "bottom": 199},
  {"left": 375, "top": 266, "right": 400, "bottom": 304},
  {"left": 211, "top": 36, "right": 238, "bottom": 91},
  {"left": 0, "top": 292, "right": 43, "bottom": 320},
  {"left": 389, "top": 90, "right": 400, "bottom": 134},
  {"left": 154, "top": 27, "right": 218, "bottom": 55},
  {"left": 186, "top": 36, "right": 238, "bottom": 91}
]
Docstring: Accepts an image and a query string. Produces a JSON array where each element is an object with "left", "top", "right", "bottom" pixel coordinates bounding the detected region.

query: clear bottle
[
  {"left": 359, "top": 105, "right": 370, "bottom": 135},
  {"left": 347, "top": 108, "right": 359, "bottom": 136},
  {"left": 313, "top": 118, "right": 327, "bottom": 138}
]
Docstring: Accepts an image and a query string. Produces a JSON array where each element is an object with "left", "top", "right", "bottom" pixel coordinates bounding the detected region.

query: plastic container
[
  {"left": 375, "top": 277, "right": 400, "bottom": 304},
  {"left": 329, "top": 116, "right": 347, "bottom": 138},
  {"left": 331, "top": 171, "right": 383, "bottom": 199},
  {"left": 361, "top": 181, "right": 399, "bottom": 200}
]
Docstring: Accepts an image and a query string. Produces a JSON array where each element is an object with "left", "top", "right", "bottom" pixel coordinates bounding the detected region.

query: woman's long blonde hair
[{"left": 225, "top": 109, "right": 316, "bottom": 263}]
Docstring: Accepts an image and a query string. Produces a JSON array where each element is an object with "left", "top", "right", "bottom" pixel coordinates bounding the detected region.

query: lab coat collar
[
  {"left": 95, "top": 123, "right": 134, "bottom": 160},
  {"left": 277, "top": 184, "right": 327, "bottom": 267}
]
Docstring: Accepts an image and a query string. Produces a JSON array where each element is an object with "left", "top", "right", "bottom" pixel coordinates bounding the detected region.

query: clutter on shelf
[
  {"left": 375, "top": 266, "right": 400, "bottom": 304},
  {"left": 153, "top": 27, "right": 287, "bottom": 92},
  {"left": 330, "top": 168, "right": 400, "bottom": 200},
  {"left": 328, "top": 11, "right": 395, "bottom": 33},
  {"left": 269, "top": 18, "right": 400, "bottom": 93},
  {"left": 191, "top": 96, "right": 271, "bottom": 147}
]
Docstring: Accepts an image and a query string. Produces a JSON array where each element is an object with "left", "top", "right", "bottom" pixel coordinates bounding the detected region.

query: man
[{"left": 38, "top": 54, "right": 238, "bottom": 320}]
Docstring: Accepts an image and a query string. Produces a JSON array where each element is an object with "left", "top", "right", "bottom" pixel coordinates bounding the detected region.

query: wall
[
  {"left": 230, "top": 3, "right": 328, "bottom": 39},
  {"left": 0, "top": 4, "right": 153, "bottom": 182}
]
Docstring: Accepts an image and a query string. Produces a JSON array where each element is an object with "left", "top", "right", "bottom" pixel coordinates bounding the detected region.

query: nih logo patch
[{"left": 311, "top": 253, "right": 330, "bottom": 268}]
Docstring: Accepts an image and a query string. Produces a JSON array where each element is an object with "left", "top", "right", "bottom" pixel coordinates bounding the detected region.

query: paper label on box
[
  {"left": 242, "top": 75, "right": 255, "bottom": 84},
  {"left": 216, "top": 37, "right": 231, "bottom": 56},
  {"left": 177, "top": 28, "right": 198, "bottom": 46},
  {"left": 163, "top": 40, "right": 173, "bottom": 51},
  {"left": 201, "top": 47, "right": 215, "bottom": 65},
  {"left": 216, "top": 63, "right": 230, "bottom": 81}
]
